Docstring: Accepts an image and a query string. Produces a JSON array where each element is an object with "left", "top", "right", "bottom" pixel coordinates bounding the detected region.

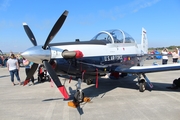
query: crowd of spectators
[
  {"left": 1, "top": 51, "right": 49, "bottom": 86},
  {"left": 148, "top": 48, "right": 180, "bottom": 62},
  {"left": 0, "top": 52, "right": 24, "bottom": 67}
]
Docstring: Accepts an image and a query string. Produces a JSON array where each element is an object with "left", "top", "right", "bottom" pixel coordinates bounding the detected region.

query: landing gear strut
[
  {"left": 74, "top": 78, "right": 84, "bottom": 103},
  {"left": 136, "top": 73, "right": 153, "bottom": 92},
  {"left": 137, "top": 74, "right": 146, "bottom": 92}
]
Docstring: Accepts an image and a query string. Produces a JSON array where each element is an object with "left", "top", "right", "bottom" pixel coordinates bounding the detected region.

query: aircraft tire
[
  {"left": 74, "top": 90, "right": 84, "bottom": 103},
  {"left": 139, "top": 79, "right": 146, "bottom": 92}
]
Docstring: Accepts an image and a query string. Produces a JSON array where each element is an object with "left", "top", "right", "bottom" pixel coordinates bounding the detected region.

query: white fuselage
[{"left": 51, "top": 43, "right": 139, "bottom": 59}]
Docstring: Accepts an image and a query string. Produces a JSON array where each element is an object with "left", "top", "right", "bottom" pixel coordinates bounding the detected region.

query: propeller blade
[
  {"left": 23, "top": 63, "right": 38, "bottom": 86},
  {"left": 43, "top": 61, "right": 69, "bottom": 99},
  {"left": 43, "top": 10, "right": 68, "bottom": 49},
  {"left": 23, "top": 23, "right": 37, "bottom": 46}
]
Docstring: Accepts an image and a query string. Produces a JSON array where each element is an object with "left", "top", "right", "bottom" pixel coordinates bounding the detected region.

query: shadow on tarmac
[
  {"left": 0, "top": 75, "right": 10, "bottom": 78},
  {"left": 81, "top": 76, "right": 180, "bottom": 99}
]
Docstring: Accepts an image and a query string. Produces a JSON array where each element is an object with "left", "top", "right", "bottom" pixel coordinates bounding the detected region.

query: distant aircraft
[{"left": 21, "top": 10, "right": 180, "bottom": 104}]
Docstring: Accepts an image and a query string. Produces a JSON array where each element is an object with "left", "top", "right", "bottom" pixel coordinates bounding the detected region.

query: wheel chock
[
  {"left": 68, "top": 101, "right": 79, "bottom": 108},
  {"left": 68, "top": 97, "right": 91, "bottom": 108},
  {"left": 83, "top": 97, "right": 91, "bottom": 102}
]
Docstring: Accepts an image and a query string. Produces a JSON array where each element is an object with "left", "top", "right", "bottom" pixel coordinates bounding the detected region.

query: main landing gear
[
  {"left": 68, "top": 78, "right": 91, "bottom": 108},
  {"left": 136, "top": 73, "right": 153, "bottom": 92}
]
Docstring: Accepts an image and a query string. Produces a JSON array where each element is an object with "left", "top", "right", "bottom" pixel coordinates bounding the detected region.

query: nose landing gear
[{"left": 68, "top": 78, "right": 91, "bottom": 108}]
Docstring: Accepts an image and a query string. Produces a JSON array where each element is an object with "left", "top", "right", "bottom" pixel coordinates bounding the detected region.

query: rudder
[{"left": 141, "top": 27, "right": 148, "bottom": 54}]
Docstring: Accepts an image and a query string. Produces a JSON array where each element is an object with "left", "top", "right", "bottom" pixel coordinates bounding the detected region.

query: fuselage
[{"left": 21, "top": 29, "right": 147, "bottom": 79}]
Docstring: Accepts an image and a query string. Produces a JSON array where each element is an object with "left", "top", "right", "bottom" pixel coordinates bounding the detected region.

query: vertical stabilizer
[{"left": 141, "top": 27, "right": 148, "bottom": 54}]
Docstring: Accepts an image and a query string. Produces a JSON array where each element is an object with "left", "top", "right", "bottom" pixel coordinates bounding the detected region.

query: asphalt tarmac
[{"left": 1, "top": 59, "right": 180, "bottom": 120}]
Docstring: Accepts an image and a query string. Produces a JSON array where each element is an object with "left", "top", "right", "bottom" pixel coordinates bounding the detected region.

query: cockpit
[{"left": 91, "top": 29, "right": 135, "bottom": 44}]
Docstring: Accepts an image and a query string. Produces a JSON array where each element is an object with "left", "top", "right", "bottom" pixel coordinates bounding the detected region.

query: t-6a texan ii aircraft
[{"left": 21, "top": 10, "right": 180, "bottom": 104}]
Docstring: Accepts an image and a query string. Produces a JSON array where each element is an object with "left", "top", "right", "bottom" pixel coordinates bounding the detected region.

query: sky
[{"left": 0, "top": 0, "right": 180, "bottom": 53}]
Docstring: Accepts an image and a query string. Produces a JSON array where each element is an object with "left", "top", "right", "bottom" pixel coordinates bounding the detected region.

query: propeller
[
  {"left": 23, "top": 63, "right": 39, "bottom": 86},
  {"left": 22, "top": 10, "right": 69, "bottom": 99},
  {"left": 43, "top": 61, "right": 69, "bottom": 99},
  {"left": 43, "top": 10, "right": 68, "bottom": 49},
  {"left": 23, "top": 23, "right": 37, "bottom": 46},
  {"left": 22, "top": 22, "right": 39, "bottom": 85}
]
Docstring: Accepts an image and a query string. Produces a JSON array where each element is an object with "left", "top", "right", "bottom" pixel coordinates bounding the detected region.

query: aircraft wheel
[
  {"left": 74, "top": 90, "right": 84, "bottom": 103},
  {"left": 86, "top": 79, "right": 93, "bottom": 85},
  {"left": 139, "top": 79, "right": 146, "bottom": 92}
]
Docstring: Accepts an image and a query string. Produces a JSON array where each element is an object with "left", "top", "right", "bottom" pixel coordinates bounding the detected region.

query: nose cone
[{"left": 21, "top": 46, "right": 51, "bottom": 64}]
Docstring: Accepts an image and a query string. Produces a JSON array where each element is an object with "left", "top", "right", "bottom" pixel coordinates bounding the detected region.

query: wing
[{"left": 115, "top": 64, "right": 180, "bottom": 73}]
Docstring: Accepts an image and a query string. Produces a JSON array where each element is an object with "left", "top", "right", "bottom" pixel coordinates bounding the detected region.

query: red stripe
[
  {"left": 58, "top": 85, "right": 69, "bottom": 99},
  {"left": 69, "top": 76, "right": 72, "bottom": 83},
  {"left": 96, "top": 69, "right": 98, "bottom": 88}
]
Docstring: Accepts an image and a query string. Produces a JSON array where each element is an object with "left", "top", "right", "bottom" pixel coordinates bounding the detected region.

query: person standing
[
  {"left": 7, "top": 54, "right": 21, "bottom": 86},
  {"left": 161, "top": 48, "right": 168, "bottom": 65},
  {"left": 172, "top": 48, "right": 179, "bottom": 63},
  {"left": 177, "top": 47, "right": 179, "bottom": 55},
  {"left": 23, "top": 58, "right": 35, "bottom": 85}
]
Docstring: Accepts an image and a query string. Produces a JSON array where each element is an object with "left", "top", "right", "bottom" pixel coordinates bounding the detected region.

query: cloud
[
  {"left": 131, "top": 0, "right": 161, "bottom": 13},
  {"left": 70, "top": 0, "right": 161, "bottom": 24},
  {"left": 98, "top": 6, "right": 126, "bottom": 21},
  {"left": 97, "top": 0, "right": 160, "bottom": 21},
  {"left": 0, "top": 0, "right": 11, "bottom": 11}
]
